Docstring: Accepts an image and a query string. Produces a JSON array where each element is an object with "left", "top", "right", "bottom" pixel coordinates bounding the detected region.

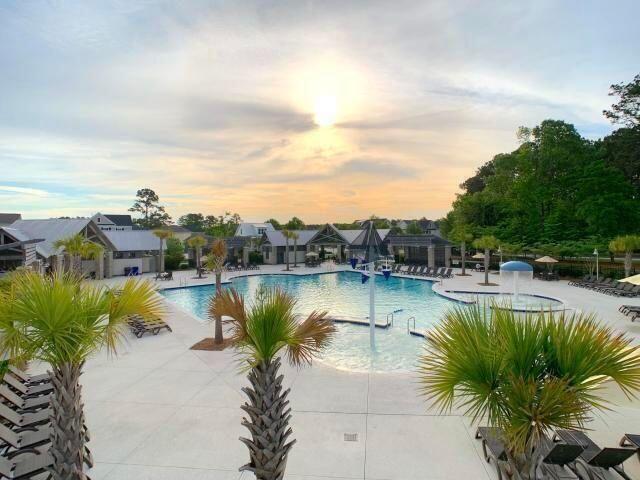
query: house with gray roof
[
  {"left": 91, "top": 212, "right": 134, "bottom": 231},
  {"left": 0, "top": 213, "right": 22, "bottom": 227}
]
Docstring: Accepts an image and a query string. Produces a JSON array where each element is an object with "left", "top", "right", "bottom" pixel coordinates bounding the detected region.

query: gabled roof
[
  {"left": 385, "top": 233, "right": 451, "bottom": 247},
  {"left": 167, "top": 225, "right": 191, "bottom": 234},
  {"left": 103, "top": 230, "right": 160, "bottom": 252},
  {"left": 349, "top": 221, "right": 388, "bottom": 261},
  {"left": 262, "top": 230, "right": 317, "bottom": 247},
  {"left": 0, "top": 213, "right": 21, "bottom": 226},
  {"left": 8, "top": 218, "right": 106, "bottom": 258},
  {"left": 235, "top": 222, "right": 275, "bottom": 237}
]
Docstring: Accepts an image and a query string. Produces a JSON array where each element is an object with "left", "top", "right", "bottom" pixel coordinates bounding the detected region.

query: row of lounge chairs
[
  {"left": 476, "top": 427, "right": 637, "bottom": 480},
  {"left": 126, "top": 315, "right": 172, "bottom": 338},
  {"left": 224, "top": 263, "right": 260, "bottom": 272},
  {"left": 620, "top": 305, "right": 640, "bottom": 322},
  {"left": 155, "top": 271, "right": 173, "bottom": 281},
  {"left": 385, "top": 264, "right": 454, "bottom": 279},
  {"left": 0, "top": 365, "right": 93, "bottom": 479},
  {"left": 569, "top": 275, "right": 640, "bottom": 297}
]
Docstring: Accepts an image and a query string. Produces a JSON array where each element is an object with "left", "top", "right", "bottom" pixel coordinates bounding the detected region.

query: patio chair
[
  {"left": 414, "top": 266, "right": 425, "bottom": 276},
  {"left": 441, "top": 268, "right": 453, "bottom": 278},
  {"left": 0, "top": 386, "right": 50, "bottom": 412},
  {"left": 554, "top": 429, "right": 636, "bottom": 480},
  {"left": 537, "top": 438, "right": 584, "bottom": 480},
  {"left": 0, "top": 453, "right": 53, "bottom": 480},
  {"left": 0, "top": 423, "right": 51, "bottom": 458},
  {"left": 126, "top": 315, "right": 172, "bottom": 338},
  {"left": 619, "top": 434, "right": 640, "bottom": 459},
  {"left": 7, "top": 367, "right": 50, "bottom": 386},
  {"left": 569, "top": 275, "right": 590, "bottom": 286},
  {"left": 2, "top": 374, "right": 53, "bottom": 398},
  {"left": 475, "top": 427, "right": 509, "bottom": 480},
  {"left": 619, "top": 305, "right": 640, "bottom": 315},
  {"left": 0, "top": 403, "right": 51, "bottom": 429}
]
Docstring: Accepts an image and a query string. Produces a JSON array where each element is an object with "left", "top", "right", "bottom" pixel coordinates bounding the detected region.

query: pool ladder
[{"left": 406, "top": 316, "right": 416, "bottom": 333}]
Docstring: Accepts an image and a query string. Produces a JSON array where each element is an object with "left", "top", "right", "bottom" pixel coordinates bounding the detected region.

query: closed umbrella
[{"left": 621, "top": 274, "right": 640, "bottom": 285}]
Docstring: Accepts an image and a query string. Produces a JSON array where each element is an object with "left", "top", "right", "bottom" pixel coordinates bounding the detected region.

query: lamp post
[
  {"left": 498, "top": 246, "right": 503, "bottom": 266},
  {"left": 593, "top": 248, "right": 599, "bottom": 281}
]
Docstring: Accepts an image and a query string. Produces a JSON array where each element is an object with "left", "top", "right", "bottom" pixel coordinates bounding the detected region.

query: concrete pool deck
[{"left": 56, "top": 266, "right": 640, "bottom": 478}]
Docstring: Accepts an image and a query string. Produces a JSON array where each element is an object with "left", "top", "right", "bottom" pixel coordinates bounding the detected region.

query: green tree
[
  {"left": 603, "top": 73, "right": 640, "bottom": 127},
  {"left": 164, "top": 237, "right": 185, "bottom": 270},
  {"left": 205, "top": 239, "right": 227, "bottom": 344},
  {"left": 419, "top": 305, "right": 640, "bottom": 480},
  {"left": 598, "top": 127, "right": 640, "bottom": 197},
  {"left": 211, "top": 287, "right": 335, "bottom": 479},
  {"left": 0, "top": 272, "right": 163, "bottom": 480},
  {"left": 473, "top": 235, "right": 498, "bottom": 284},
  {"left": 609, "top": 235, "right": 640, "bottom": 277},
  {"left": 448, "top": 223, "right": 474, "bottom": 275},
  {"left": 153, "top": 229, "right": 173, "bottom": 272},
  {"left": 53, "top": 234, "right": 104, "bottom": 274},
  {"left": 178, "top": 213, "right": 206, "bottom": 232},
  {"left": 187, "top": 235, "right": 207, "bottom": 278},
  {"left": 265, "top": 218, "right": 281, "bottom": 230},
  {"left": 204, "top": 212, "right": 243, "bottom": 237},
  {"left": 285, "top": 217, "right": 305, "bottom": 230},
  {"left": 406, "top": 221, "right": 422, "bottom": 235},
  {"left": 129, "top": 188, "right": 171, "bottom": 228}
]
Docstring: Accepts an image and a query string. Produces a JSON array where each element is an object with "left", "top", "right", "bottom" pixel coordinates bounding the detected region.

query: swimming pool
[{"left": 161, "top": 271, "right": 562, "bottom": 373}]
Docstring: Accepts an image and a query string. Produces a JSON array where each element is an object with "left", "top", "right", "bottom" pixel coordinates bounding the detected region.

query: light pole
[
  {"left": 498, "top": 246, "right": 503, "bottom": 266},
  {"left": 593, "top": 248, "right": 599, "bottom": 281}
]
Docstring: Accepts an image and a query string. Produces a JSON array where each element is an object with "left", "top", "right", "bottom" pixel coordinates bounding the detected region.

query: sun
[{"left": 314, "top": 95, "right": 337, "bottom": 127}]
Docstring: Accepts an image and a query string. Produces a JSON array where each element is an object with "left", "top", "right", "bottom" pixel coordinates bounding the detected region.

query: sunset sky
[{"left": 1, "top": 1, "right": 638, "bottom": 223}]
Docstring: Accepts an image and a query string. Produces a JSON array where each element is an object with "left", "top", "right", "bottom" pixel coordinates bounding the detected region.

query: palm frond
[{"left": 286, "top": 310, "right": 334, "bottom": 367}]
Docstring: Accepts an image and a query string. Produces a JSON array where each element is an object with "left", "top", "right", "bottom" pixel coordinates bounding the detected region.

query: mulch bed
[{"left": 190, "top": 337, "right": 234, "bottom": 351}]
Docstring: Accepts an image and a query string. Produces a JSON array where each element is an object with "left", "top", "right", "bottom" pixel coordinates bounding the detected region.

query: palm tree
[
  {"left": 449, "top": 224, "right": 473, "bottom": 276},
  {"left": 205, "top": 238, "right": 227, "bottom": 344},
  {"left": 187, "top": 235, "right": 207, "bottom": 278},
  {"left": 211, "top": 287, "right": 336, "bottom": 479},
  {"left": 153, "top": 229, "right": 173, "bottom": 273},
  {"left": 473, "top": 235, "right": 498, "bottom": 284},
  {"left": 0, "top": 271, "right": 164, "bottom": 480},
  {"left": 609, "top": 234, "right": 640, "bottom": 277},
  {"left": 53, "top": 234, "right": 104, "bottom": 275},
  {"left": 282, "top": 229, "right": 294, "bottom": 271},
  {"left": 419, "top": 304, "right": 640, "bottom": 480},
  {"left": 291, "top": 232, "right": 300, "bottom": 268}
]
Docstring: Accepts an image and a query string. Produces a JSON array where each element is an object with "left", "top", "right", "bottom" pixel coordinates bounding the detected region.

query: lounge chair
[
  {"left": 0, "top": 386, "right": 49, "bottom": 412},
  {"left": 554, "top": 429, "right": 635, "bottom": 480},
  {"left": 0, "top": 453, "right": 53, "bottom": 480},
  {"left": 0, "top": 423, "right": 51, "bottom": 458},
  {"left": 620, "top": 434, "right": 640, "bottom": 459},
  {"left": 126, "top": 315, "right": 172, "bottom": 338},
  {"left": 619, "top": 305, "right": 640, "bottom": 314},
  {"left": 3, "top": 374, "right": 53, "bottom": 398},
  {"left": 7, "top": 367, "right": 50, "bottom": 386},
  {"left": 440, "top": 268, "right": 453, "bottom": 278},
  {"left": 475, "top": 427, "right": 509, "bottom": 480},
  {"left": 0, "top": 403, "right": 51, "bottom": 429},
  {"left": 414, "top": 266, "right": 425, "bottom": 276},
  {"left": 537, "top": 438, "right": 584, "bottom": 480}
]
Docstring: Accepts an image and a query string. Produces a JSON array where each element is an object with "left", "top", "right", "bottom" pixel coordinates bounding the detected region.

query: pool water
[{"left": 161, "top": 271, "right": 561, "bottom": 373}]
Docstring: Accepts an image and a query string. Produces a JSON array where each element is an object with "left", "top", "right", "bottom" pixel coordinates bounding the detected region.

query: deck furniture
[
  {"left": 0, "top": 453, "right": 53, "bottom": 480},
  {"left": 0, "top": 424, "right": 51, "bottom": 459},
  {"left": 439, "top": 268, "right": 453, "bottom": 278},
  {"left": 619, "top": 434, "right": 640, "bottom": 459},
  {"left": 126, "top": 315, "right": 172, "bottom": 338},
  {"left": 554, "top": 429, "right": 636, "bottom": 480},
  {"left": 475, "top": 427, "right": 508, "bottom": 480},
  {"left": 7, "top": 367, "right": 50, "bottom": 386},
  {"left": 2, "top": 375, "right": 52, "bottom": 399},
  {"left": 0, "top": 404, "right": 51, "bottom": 430},
  {"left": 154, "top": 271, "right": 173, "bottom": 281},
  {"left": 0, "top": 386, "right": 49, "bottom": 413}
]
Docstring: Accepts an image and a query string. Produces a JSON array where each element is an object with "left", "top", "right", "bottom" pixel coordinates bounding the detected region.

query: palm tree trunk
[
  {"left": 49, "top": 362, "right": 89, "bottom": 480},
  {"left": 625, "top": 252, "right": 632, "bottom": 277},
  {"left": 196, "top": 246, "right": 202, "bottom": 278},
  {"left": 293, "top": 238, "right": 297, "bottom": 268},
  {"left": 158, "top": 239, "right": 164, "bottom": 273},
  {"left": 240, "top": 357, "right": 294, "bottom": 480},
  {"left": 285, "top": 239, "right": 290, "bottom": 271},
  {"left": 461, "top": 242, "right": 466, "bottom": 275},
  {"left": 484, "top": 248, "right": 489, "bottom": 284},
  {"left": 214, "top": 272, "right": 223, "bottom": 343}
]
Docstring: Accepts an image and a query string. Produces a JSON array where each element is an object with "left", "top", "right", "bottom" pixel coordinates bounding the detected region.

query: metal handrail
[
  {"left": 387, "top": 312, "right": 394, "bottom": 326},
  {"left": 407, "top": 316, "right": 416, "bottom": 333}
]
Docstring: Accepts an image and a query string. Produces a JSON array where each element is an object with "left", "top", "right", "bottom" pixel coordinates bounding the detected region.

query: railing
[
  {"left": 406, "top": 316, "right": 416, "bottom": 333},
  {"left": 387, "top": 312, "right": 394, "bottom": 326}
]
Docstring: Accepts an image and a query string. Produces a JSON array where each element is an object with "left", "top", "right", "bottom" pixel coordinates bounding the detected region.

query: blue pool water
[{"left": 161, "top": 271, "right": 562, "bottom": 373}]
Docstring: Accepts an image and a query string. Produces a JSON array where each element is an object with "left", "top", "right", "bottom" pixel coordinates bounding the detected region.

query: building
[
  {"left": 166, "top": 225, "right": 193, "bottom": 242},
  {"left": 261, "top": 230, "right": 318, "bottom": 265},
  {"left": 91, "top": 213, "right": 134, "bottom": 231},
  {"left": 0, "top": 217, "right": 165, "bottom": 277},
  {"left": 0, "top": 213, "right": 22, "bottom": 227},
  {"left": 235, "top": 222, "right": 275, "bottom": 237}
]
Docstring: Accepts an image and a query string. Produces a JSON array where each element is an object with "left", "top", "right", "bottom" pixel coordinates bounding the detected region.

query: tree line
[{"left": 440, "top": 73, "right": 640, "bottom": 258}]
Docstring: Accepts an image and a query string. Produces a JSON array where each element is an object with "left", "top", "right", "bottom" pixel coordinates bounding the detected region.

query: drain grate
[{"left": 344, "top": 433, "right": 358, "bottom": 442}]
